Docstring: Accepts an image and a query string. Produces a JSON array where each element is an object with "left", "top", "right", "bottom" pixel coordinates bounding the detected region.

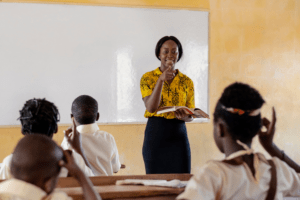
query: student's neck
[
  {"left": 223, "top": 138, "right": 252, "bottom": 157},
  {"left": 78, "top": 122, "right": 96, "bottom": 126}
]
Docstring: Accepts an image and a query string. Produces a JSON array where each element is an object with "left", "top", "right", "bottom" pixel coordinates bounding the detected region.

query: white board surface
[{"left": 0, "top": 3, "right": 208, "bottom": 125}]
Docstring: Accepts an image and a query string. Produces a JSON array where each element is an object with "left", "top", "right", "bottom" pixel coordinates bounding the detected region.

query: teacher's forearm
[{"left": 143, "top": 79, "right": 164, "bottom": 113}]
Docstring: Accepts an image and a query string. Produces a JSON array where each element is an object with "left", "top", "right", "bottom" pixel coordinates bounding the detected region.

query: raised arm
[
  {"left": 259, "top": 107, "right": 300, "bottom": 172},
  {"left": 59, "top": 150, "right": 101, "bottom": 200},
  {"left": 64, "top": 119, "right": 94, "bottom": 174},
  {"left": 143, "top": 66, "right": 175, "bottom": 113}
]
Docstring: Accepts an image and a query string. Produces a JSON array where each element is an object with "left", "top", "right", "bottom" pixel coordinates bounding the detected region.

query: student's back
[
  {"left": 61, "top": 95, "right": 121, "bottom": 176},
  {"left": 0, "top": 135, "right": 70, "bottom": 200},
  {"left": 0, "top": 98, "right": 93, "bottom": 179},
  {"left": 0, "top": 135, "right": 101, "bottom": 200},
  {"left": 179, "top": 155, "right": 300, "bottom": 199},
  {"left": 177, "top": 83, "right": 300, "bottom": 200}
]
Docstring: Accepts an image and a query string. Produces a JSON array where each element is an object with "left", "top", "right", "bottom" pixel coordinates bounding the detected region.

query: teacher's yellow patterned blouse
[{"left": 140, "top": 67, "right": 195, "bottom": 119}]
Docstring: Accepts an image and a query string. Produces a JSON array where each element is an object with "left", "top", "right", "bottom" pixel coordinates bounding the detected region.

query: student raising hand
[
  {"left": 259, "top": 107, "right": 300, "bottom": 172},
  {"left": 64, "top": 118, "right": 94, "bottom": 174},
  {"left": 59, "top": 150, "right": 101, "bottom": 200},
  {"left": 258, "top": 107, "right": 276, "bottom": 150},
  {"left": 64, "top": 118, "right": 83, "bottom": 154}
]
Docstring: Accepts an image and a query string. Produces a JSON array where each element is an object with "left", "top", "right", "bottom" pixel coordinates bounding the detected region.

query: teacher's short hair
[{"left": 155, "top": 36, "right": 183, "bottom": 62}]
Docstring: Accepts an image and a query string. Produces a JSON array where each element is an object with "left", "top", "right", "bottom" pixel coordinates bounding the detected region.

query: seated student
[
  {"left": 259, "top": 108, "right": 300, "bottom": 172},
  {"left": 177, "top": 82, "right": 300, "bottom": 200},
  {"left": 61, "top": 95, "right": 121, "bottom": 176},
  {"left": 0, "top": 98, "right": 94, "bottom": 179},
  {"left": 0, "top": 135, "right": 101, "bottom": 200}
]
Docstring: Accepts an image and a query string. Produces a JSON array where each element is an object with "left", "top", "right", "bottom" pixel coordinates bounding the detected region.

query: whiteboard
[{"left": 0, "top": 3, "right": 208, "bottom": 125}]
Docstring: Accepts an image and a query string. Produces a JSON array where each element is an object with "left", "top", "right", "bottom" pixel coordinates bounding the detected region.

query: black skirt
[{"left": 142, "top": 117, "right": 191, "bottom": 174}]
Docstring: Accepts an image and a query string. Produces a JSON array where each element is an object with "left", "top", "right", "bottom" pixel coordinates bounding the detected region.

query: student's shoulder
[
  {"left": 47, "top": 191, "right": 72, "bottom": 200},
  {"left": 2, "top": 154, "right": 13, "bottom": 165},
  {"left": 94, "top": 130, "right": 116, "bottom": 141},
  {"left": 193, "top": 160, "right": 226, "bottom": 180},
  {"left": 0, "top": 155, "right": 12, "bottom": 179},
  {"left": 270, "top": 156, "right": 297, "bottom": 173}
]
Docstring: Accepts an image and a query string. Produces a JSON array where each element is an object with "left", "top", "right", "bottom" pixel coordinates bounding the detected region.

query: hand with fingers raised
[
  {"left": 64, "top": 118, "right": 83, "bottom": 154},
  {"left": 159, "top": 66, "right": 176, "bottom": 83},
  {"left": 258, "top": 107, "right": 276, "bottom": 150}
]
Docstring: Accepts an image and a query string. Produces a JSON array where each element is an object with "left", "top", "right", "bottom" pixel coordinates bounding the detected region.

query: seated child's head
[
  {"left": 19, "top": 98, "right": 60, "bottom": 138},
  {"left": 10, "top": 134, "right": 63, "bottom": 194},
  {"left": 213, "top": 82, "right": 265, "bottom": 152},
  {"left": 71, "top": 95, "right": 99, "bottom": 125}
]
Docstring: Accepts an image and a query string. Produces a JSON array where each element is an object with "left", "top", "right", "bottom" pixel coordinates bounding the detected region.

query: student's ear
[
  {"left": 21, "top": 127, "right": 25, "bottom": 135},
  {"left": 96, "top": 113, "right": 100, "bottom": 121},
  {"left": 219, "top": 123, "right": 225, "bottom": 138},
  {"left": 214, "top": 122, "right": 224, "bottom": 138},
  {"left": 54, "top": 126, "right": 58, "bottom": 134}
]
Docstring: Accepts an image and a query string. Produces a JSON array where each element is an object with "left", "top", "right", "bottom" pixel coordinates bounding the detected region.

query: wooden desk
[
  {"left": 57, "top": 174, "right": 193, "bottom": 188},
  {"left": 0, "top": 174, "right": 191, "bottom": 199},
  {"left": 56, "top": 185, "right": 184, "bottom": 200},
  {"left": 56, "top": 174, "right": 192, "bottom": 199}
]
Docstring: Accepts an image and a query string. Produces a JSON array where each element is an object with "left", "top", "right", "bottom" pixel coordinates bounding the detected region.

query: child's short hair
[
  {"left": 18, "top": 98, "right": 60, "bottom": 136},
  {"left": 213, "top": 82, "right": 265, "bottom": 143},
  {"left": 72, "top": 95, "right": 98, "bottom": 124},
  {"left": 10, "top": 134, "right": 63, "bottom": 184}
]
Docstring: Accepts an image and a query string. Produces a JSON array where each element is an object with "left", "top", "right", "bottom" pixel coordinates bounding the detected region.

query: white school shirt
[
  {"left": 0, "top": 178, "right": 71, "bottom": 200},
  {"left": 177, "top": 151, "right": 300, "bottom": 200},
  {"left": 61, "top": 123, "right": 121, "bottom": 176},
  {"left": 0, "top": 149, "right": 94, "bottom": 180}
]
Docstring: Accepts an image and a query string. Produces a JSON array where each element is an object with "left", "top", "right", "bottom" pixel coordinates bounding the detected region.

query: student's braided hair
[
  {"left": 213, "top": 82, "right": 265, "bottom": 143},
  {"left": 18, "top": 98, "right": 60, "bottom": 137}
]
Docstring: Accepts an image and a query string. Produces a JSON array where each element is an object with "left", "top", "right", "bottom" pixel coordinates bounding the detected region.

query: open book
[{"left": 156, "top": 106, "right": 209, "bottom": 119}]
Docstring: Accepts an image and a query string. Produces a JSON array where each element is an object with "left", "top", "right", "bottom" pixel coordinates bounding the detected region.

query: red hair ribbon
[
  {"left": 221, "top": 105, "right": 261, "bottom": 116},
  {"left": 233, "top": 108, "right": 245, "bottom": 115}
]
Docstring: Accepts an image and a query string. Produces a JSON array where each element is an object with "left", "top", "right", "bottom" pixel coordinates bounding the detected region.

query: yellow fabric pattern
[{"left": 140, "top": 67, "right": 195, "bottom": 119}]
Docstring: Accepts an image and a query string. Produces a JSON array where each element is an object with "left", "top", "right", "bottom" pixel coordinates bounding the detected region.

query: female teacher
[{"left": 140, "top": 36, "right": 198, "bottom": 174}]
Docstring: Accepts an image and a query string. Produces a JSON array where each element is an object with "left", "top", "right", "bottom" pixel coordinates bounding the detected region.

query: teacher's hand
[
  {"left": 175, "top": 109, "right": 189, "bottom": 120},
  {"left": 159, "top": 66, "right": 176, "bottom": 82}
]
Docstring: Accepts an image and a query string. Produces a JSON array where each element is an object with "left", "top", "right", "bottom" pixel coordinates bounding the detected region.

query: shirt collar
[
  {"left": 224, "top": 140, "right": 269, "bottom": 182},
  {"left": 76, "top": 123, "right": 99, "bottom": 134},
  {"left": 0, "top": 179, "right": 47, "bottom": 199},
  {"left": 225, "top": 140, "right": 254, "bottom": 160},
  {"left": 154, "top": 67, "right": 162, "bottom": 75}
]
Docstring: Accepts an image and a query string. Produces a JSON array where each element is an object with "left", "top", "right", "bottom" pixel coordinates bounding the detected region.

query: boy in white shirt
[
  {"left": 0, "top": 98, "right": 94, "bottom": 179},
  {"left": 61, "top": 95, "right": 121, "bottom": 176},
  {"left": 177, "top": 82, "right": 300, "bottom": 200},
  {"left": 0, "top": 134, "right": 101, "bottom": 200}
]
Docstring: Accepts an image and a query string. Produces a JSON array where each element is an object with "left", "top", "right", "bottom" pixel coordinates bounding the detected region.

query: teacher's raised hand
[{"left": 159, "top": 66, "right": 176, "bottom": 82}]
